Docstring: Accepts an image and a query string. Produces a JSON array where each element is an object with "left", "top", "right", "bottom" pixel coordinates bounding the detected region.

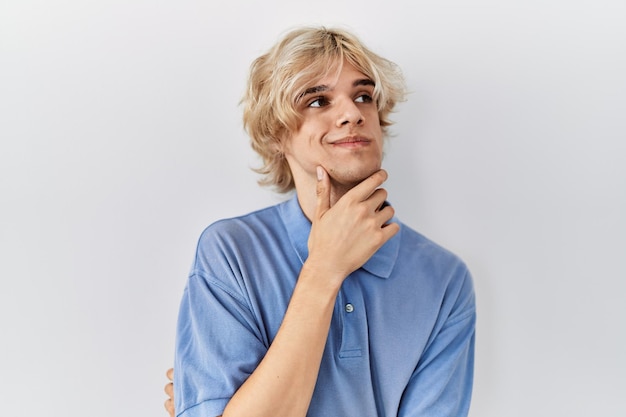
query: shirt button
[{"left": 345, "top": 303, "right": 354, "bottom": 313}]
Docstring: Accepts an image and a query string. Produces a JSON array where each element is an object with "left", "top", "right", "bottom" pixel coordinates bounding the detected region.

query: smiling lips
[{"left": 329, "top": 136, "right": 371, "bottom": 147}]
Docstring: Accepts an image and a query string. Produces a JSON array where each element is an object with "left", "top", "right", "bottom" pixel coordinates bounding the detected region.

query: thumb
[{"left": 315, "top": 166, "right": 331, "bottom": 218}]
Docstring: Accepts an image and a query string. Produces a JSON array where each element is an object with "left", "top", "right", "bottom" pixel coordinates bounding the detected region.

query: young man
[{"left": 167, "top": 26, "right": 476, "bottom": 417}]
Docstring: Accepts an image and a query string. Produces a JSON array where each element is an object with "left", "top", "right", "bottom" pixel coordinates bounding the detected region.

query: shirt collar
[{"left": 278, "top": 194, "right": 401, "bottom": 279}]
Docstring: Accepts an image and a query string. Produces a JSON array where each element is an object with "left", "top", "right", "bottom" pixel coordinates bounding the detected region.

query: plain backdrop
[{"left": 1, "top": 0, "right": 624, "bottom": 416}]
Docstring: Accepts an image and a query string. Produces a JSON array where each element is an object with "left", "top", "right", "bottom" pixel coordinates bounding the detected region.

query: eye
[
  {"left": 308, "top": 96, "right": 330, "bottom": 108},
  {"left": 355, "top": 93, "right": 373, "bottom": 103}
]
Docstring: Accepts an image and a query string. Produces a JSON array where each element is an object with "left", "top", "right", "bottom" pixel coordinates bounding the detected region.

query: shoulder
[
  {"left": 395, "top": 222, "right": 474, "bottom": 301},
  {"left": 398, "top": 222, "right": 468, "bottom": 273},
  {"left": 397, "top": 222, "right": 476, "bottom": 320},
  {"left": 198, "top": 203, "right": 285, "bottom": 245},
  {"left": 190, "top": 202, "right": 290, "bottom": 277}
]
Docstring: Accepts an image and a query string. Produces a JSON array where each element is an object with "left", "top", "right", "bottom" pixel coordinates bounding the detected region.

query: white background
[{"left": 1, "top": 1, "right": 624, "bottom": 416}]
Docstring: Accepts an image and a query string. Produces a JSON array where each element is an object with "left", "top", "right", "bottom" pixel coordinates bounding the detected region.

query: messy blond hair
[{"left": 242, "top": 26, "right": 406, "bottom": 193}]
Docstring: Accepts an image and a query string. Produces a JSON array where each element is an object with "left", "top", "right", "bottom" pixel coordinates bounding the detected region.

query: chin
[{"left": 328, "top": 165, "right": 380, "bottom": 187}]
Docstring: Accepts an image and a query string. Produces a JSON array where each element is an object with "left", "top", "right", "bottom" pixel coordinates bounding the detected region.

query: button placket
[{"left": 338, "top": 278, "right": 364, "bottom": 358}]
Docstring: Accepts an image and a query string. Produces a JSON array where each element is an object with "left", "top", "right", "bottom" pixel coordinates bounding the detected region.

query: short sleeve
[
  {"left": 174, "top": 272, "right": 268, "bottom": 417},
  {"left": 398, "top": 269, "right": 476, "bottom": 417}
]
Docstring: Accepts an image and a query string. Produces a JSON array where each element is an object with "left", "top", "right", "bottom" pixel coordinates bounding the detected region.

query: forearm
[
  {"left": 219, "top": 168, "right": 395, "bottom": 416},
  {"left": 222, "top": 262, "right": 342, "bottom": 417}
]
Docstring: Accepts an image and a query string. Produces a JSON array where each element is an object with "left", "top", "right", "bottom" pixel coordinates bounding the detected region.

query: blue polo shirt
[{"left": 174, "top": 195, "right": 475, "bottom": 417}]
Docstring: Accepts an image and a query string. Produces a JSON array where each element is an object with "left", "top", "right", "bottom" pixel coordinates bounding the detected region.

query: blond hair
[{"left": 242, "top": 26, "right": 406, "bottom": 193}]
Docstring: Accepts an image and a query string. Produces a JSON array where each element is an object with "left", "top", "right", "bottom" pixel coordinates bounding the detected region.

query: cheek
[{"left": 282, "top": 131, "right": 307, "bottom": 157}]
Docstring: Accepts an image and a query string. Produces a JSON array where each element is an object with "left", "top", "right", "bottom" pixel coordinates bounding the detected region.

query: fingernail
[{"left": 316, "top": 166, "right": 323, "bottom": 181}]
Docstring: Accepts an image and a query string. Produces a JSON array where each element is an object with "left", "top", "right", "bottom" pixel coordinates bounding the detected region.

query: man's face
[{"left": 283, "top": 61, "right": 384, "bottom": 190}]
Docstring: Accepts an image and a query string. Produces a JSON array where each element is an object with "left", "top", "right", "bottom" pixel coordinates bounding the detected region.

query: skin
[
  {"left": 164, "top": 368, "right": 174, "bottom": 417},
  {"left": 165, "top": 61, "right": 399, "bottom": 417},
  {"left": 284, "top": 61, "right": 386, "bottom": 215}
]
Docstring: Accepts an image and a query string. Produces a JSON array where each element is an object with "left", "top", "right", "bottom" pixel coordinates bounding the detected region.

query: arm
[
  {"left": 399, "top": 270, "right": 476, "bottom": 417},
  {"left": 175, "top": 167, "right": 398, "bottom": 417},
  {"left": 222, "top": 167, "right": 398, "bottom": 416}
]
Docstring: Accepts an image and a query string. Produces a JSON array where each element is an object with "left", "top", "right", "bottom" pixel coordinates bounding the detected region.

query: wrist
[{"left": 299, "top": 258, "right": 346, "bottom": 294}]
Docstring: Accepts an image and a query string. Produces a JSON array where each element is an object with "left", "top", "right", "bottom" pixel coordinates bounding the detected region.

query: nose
[{"left": 335, "top": 98, "right": 364, "bottom": 127}]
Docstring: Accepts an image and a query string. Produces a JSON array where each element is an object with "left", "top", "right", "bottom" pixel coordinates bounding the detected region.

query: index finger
[{"left": 344, "top": 169, "right": 388, "bottom": 202}]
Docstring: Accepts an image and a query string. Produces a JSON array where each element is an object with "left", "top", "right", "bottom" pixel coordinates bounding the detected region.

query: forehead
[
  {"left": 323, "top": 61, "right": 369, "bottom": 82},
  {"left": 302, "top": 60, "right": 372, "bottom": 93}
]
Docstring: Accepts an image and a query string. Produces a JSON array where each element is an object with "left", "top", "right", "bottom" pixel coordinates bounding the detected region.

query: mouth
[{"left": 329, "top": 136, "right": 371, "bottom": 147}]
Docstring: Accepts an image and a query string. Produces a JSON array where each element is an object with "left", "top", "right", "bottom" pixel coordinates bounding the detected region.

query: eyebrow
[{"left": 299, "top": 78, "right": 375, "bottom": 100}]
